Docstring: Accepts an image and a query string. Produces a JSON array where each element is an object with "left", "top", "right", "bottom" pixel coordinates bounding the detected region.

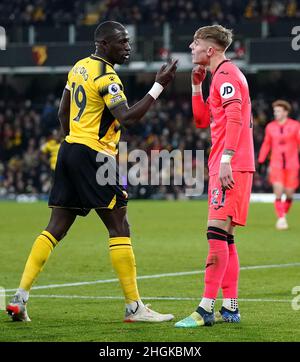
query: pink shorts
[
  {"left": 208, "top": 171, "right": 253, "bottom": 226},
  {"left": 269, "top": 168, "right": 299, "bottom": 189}
]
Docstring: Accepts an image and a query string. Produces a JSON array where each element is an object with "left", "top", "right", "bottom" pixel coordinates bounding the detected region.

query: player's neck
[
  {"left": 93, "top": 51, "right": 114, "bottom": 66},
  {"left": 277, "top": 118, "right": 288, "bottom": 125},
  {"left": 210, "top": 54, "right": 228, "bottom": 73}
]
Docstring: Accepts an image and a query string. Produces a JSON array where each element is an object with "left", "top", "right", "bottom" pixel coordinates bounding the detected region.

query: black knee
[
  {"left": 46, "top": 208, "right": 76, "bottom": 241},
  {"left": 108, "top": 220, "right": 130, "bottom": 238},
  {"left": 122, "top": 218, "right": 130, "bottom": 235}
]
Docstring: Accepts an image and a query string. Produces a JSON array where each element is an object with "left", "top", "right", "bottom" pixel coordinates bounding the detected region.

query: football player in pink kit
[
  {"left": 258, "top": 100, "right": 300, "bottom": 230},
  {"left": 175, "top": 25, "right": 255, "bottom": 328}
]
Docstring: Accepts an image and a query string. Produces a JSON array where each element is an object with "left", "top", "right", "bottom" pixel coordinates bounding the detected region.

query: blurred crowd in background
[
  {"left": 0, "top": 0, "right": 299, "bottom": 26},
  {"left": 1, "top": 72, "right": 299, "bottom": 200},
  {"left": 1, "top": 0, "right": 300, "bottom": 199}
]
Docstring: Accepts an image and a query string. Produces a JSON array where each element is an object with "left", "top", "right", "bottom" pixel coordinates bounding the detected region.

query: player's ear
[
  {"left": 95, "top": 40, "right": 108, "bottom": 51},
  {"left": 207, "top": 46, "right": 214, "bottom": 57}
]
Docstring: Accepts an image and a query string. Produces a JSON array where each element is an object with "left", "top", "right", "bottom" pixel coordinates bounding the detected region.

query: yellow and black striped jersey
[
  {"left": 65, "top": 54, "right": 127, "bottom": 156},
  {"left": 41, "top": 139, "right": 61, "bottom": 170}
]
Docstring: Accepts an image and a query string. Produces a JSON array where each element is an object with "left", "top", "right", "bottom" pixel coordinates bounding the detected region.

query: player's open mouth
[{"left": 124, "top": 54, "right": 130, "bottom": 60}]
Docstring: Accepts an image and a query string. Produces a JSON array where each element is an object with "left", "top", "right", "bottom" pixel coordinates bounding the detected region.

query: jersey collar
[
  {"left": 276, "top": 118, "right": 289, "bottom": 126},
  {"left": 212, "top": 59, "right": 230, "bottom": 77},
  {"left": 90, "top": 54, "right": 114, "bottom": 68}
]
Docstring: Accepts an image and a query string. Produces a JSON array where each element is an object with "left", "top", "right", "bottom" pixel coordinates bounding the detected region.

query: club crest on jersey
[
  {"left": 108, "top": 83, "right": 121, "bottom": 95},
  {"left": 220, "top": 82, "right": 235, "bottom": 99}
]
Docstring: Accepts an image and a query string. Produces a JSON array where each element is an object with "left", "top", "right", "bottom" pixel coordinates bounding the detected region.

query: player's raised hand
[
  {"left": 192, "top": 65, "right": 207, "bottom": 86},
  {"left": 155, "top": 59, "right": 178, "bottom": 87}
]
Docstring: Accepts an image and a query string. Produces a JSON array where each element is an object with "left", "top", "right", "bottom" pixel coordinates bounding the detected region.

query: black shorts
[{"left": 48, "top": 141, "right": 128, "bottom": 216}]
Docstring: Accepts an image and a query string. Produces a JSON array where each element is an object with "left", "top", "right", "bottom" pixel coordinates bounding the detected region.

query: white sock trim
[
  {"left": 199, "top": 297, "right": 215, "bottom": 313},
  {"left": 126, "top": 299, "right": 144, "bottom": 313},
  {"left": 222, "top": 298, "right": 238, "bottom": 311}
]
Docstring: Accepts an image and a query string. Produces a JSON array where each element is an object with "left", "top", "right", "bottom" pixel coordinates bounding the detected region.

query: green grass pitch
[{"left": 0, "top": 200, "right": 300, "bottom": 342}]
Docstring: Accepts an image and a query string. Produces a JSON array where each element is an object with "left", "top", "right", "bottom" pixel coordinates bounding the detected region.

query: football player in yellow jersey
[
  {"left": 40, "top": 129, "right": 62, "bottom": 172},
  {"left": 7, "top": 21, "right": 178, "bottom": 323}
]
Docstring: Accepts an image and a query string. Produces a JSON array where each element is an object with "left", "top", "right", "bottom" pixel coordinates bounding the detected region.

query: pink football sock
[
  {"left": 203, "top": 227, "right": 229, "bottom": 299},
  {"left": 274, "top": 199, "right": 285, "bottom": 218},
  {"left": 284, "top": 199, "right": 293, "bottom": 215},
  {"left": 221, "top": 237, "right": 240, "bottom": 299}
]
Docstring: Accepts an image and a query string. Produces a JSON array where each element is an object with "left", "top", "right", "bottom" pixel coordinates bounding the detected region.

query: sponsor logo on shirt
[{"left": 220, "top": 82, "right": 235, "bottom": 99}]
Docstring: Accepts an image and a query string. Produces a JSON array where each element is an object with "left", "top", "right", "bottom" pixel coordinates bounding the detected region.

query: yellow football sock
[
  {"left": 19, "top": 231, "right": 58, "bottom": 291},
  {"left": 109, "top": 237, "right": 140, "bottom": 304}
]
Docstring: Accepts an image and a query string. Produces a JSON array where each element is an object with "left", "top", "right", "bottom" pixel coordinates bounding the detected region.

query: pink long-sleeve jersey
[{"left": 258, "top": 118, "right": 300, "bottom": 170}]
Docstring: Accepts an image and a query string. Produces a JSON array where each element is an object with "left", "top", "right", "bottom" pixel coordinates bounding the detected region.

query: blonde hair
[
  {"left": 272, "top": 99, "right": 292, "bottom": 114},
  {"left": 194, "top": 25, "right": 233, "bottom": 50}
]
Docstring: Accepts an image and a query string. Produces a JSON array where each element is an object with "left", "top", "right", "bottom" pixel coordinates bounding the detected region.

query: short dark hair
[
  {"left": 272, "top": 99, "right": 292, "bottom": 113},
  {"left": 94, "top": 21, "right": 125, "bottom": 41}
]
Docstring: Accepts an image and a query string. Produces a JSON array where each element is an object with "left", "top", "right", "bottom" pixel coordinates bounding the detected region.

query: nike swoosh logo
[
  {"left": 206, "top": 263, "right": 214, "bottom": 268},
  {"left": 214, "top": 205, "right": 223, "bottom": 210}
]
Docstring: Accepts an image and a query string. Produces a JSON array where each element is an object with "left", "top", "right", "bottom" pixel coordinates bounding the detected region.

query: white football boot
[
  {"left": 276, "top": 216, "right": 288, "bottom": 230},
  {"left": 6, "top": 294, "right": 31, "bottom": 322},
  {"left": 124, "top": 302, "right": 174, "bottom": 323}
]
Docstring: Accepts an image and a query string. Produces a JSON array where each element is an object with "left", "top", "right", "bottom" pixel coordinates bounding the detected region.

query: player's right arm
[
  {"left": 110, "top": 59, "right": 178, "bottom": 127},
  {"left": 191, "top": 65, "right": 210, "bottom": 128},
  {"left": 58, "top": 88, "right": 71, "bottom": 136},
  {"left": 258, "top": 124, "right": 272, "bottom": 164}
]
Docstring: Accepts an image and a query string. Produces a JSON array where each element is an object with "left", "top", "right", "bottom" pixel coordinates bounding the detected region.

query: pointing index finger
[{"left": 168, "top": 59, "right": 178, "bottom": 70}]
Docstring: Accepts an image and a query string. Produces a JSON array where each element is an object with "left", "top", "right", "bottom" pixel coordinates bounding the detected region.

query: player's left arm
[
  {"left": 217, "top": 77, "right": 243, "bottom": 190},
  {"left": 258, "top": 124, "right": 271, "bottom": 164},
  {"left": 58, "top": 88, "right": 70, "bottom": 136}
]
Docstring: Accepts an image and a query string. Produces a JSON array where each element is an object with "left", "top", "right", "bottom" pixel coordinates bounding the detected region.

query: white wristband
[
  {"left": 220, "top": 154, "right": 232, "bottom": 163},
  {"left": 148, "top": 82, "right": 164, "bottom": 100},
  {"left": 192, "top": 84, "right": 201, "bottom": 93}
]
